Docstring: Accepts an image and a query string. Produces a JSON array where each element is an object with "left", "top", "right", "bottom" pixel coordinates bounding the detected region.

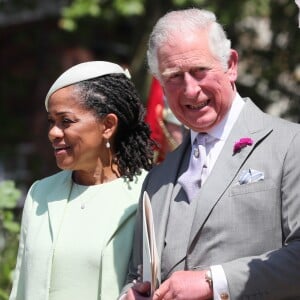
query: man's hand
[
  {"left": 124, "top": 281, "right": 151, "bottom": 300},
  {"left": 152, "top": 270, "right": 213, "bottom": 300}
]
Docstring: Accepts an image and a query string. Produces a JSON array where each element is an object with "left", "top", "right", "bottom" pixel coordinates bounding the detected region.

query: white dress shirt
[{"left": 191, "top": 93, "right": 245, "bottom": 300}]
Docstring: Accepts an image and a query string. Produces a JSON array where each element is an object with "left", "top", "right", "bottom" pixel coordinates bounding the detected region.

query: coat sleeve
[
  {"left": 119, "top": 177, "right": 149, "bottom": 297},
  {"left": 9, "top": 181, "right": 39, "bottom": 300}
]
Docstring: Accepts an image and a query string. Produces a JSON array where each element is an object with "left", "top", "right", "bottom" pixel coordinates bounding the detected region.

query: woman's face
[{"left": 47, "top": 85, "right": 105, "bottom": 172}]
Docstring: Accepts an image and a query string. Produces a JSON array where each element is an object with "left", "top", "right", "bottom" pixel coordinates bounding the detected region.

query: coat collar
[
  {"left": 47, "top": 170, "right": 72, "bottom": 243},
  {"left": 46, "top": 170, "right": 145, "bottom": 245},
  {"left": 100, "top": 173, "right": 146, "bottom": 246}
]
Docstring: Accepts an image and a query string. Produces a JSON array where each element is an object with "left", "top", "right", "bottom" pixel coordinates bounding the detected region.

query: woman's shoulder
[
  {"left": 36, "top": 169, "right": 71, "bottom": 184},
  {"left": 30, "top": 170, "right": 72, "bottom": 194},
  {"left": 136, "top": 169, "right": 148, "bottom": 181},
  {"left": 132, "top": 169, "right": 148, "bottom": 187},
  {"left": 117, "top": 169, "right": 148, "bottom": 196}
]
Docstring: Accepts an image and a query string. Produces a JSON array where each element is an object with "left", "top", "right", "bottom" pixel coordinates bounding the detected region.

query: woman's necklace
[
  {"left": 69, "top": 181, "right": 89, "bottom": 210},
  {"left": 70, "top": 169, "right": 120, "bottom": 209}
]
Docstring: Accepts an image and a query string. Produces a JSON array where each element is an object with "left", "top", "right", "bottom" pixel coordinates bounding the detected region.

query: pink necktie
[{"left": 178, "top": 133, "right": 207, "bottom": 202}]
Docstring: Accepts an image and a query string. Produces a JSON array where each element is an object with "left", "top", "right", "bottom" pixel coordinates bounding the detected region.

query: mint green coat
[{"left": 10, "top": 170, "right": 147, "bottom": 300}]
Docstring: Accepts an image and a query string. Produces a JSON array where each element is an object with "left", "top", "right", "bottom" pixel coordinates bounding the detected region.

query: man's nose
[{"left": 183, "top": 72, "right": 201, "bottom": 98}]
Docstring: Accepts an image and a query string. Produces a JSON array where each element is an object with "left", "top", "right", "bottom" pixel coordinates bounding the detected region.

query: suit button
[{"left": 220, "top": 293, "right": 229, "bottom": 299}]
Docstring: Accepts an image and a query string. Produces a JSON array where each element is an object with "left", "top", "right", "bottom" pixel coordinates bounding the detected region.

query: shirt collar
[{"left": 190, "top": 93, "right": 245, "bottom": 145}]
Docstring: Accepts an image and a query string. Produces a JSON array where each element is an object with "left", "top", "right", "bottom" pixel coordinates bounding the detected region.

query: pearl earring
[{"left": 105, "top": 141, "right": 111, "bottom": 149}]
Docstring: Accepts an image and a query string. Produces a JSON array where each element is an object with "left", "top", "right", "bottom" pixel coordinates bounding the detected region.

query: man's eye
[
  {"left": 167, "top": 73, "right": 183, "bottom": 83},
  {"left": 193, "top": 68, "right": 207, "bottom": 77},
  {"left": 170, "top": 73, "right": 181, "bottom": 78},
  {"left": 191, "top": 67, "right": 207, "bottom": 79}
]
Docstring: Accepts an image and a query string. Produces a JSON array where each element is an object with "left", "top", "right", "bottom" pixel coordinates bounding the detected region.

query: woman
[{"left": 10, "top": 61, "right": 154, "bottom": 300}]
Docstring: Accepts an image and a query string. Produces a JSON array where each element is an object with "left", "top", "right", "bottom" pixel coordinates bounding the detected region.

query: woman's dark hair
[{"left": 76, "top": 73, "right": 154, "bottom": 181}]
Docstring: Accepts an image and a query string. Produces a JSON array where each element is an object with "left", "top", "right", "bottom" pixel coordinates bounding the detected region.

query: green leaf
[
  {"left": 0, "top": 181, "right": 21, "bottom": 209},
  {"left": 114, "top": 0, "right": 144, "bottom": 16},
  {"left": 3, "top": 220, "right": 20, "bottom": 233},
  {"left": 59, "top": 18, "right": 77, "bottom": 31},
  {"left": 0, "top": 289, "right": 9, "bottom": 300}
]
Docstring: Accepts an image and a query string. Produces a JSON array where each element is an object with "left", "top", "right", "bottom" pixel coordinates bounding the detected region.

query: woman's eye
[
  {"left": 62, "top": 118, "right": 75, "bottom": 124},
  {"left": 47, "top": 118, "right": 54, "bottom": 125}
]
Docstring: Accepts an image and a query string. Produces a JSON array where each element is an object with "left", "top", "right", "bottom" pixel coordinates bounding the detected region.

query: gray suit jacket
[{"left": 124, "top": 98, "right": 300, "bottom": 299}]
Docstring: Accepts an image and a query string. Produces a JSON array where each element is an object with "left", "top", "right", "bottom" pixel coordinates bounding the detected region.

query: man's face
[{"left": 158, "top": 28, "right": 238, "bottom": 132}]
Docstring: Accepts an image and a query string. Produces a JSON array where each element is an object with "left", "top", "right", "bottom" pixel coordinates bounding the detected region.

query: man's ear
[
  {"left": 227, "top": 49, "right": 238, "bottom": 82},
  {"left": 101, "top": 113, "right": 118, "bottom": 139}
]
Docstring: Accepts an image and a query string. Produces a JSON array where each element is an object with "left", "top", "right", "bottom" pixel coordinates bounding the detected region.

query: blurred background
[{"left": 0, "top": 0, "right": 299, "bottom": 298}]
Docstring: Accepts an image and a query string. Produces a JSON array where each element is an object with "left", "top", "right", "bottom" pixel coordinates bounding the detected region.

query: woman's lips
[{"left": 53, "top": 145, "right": 71, "bottom": 156}]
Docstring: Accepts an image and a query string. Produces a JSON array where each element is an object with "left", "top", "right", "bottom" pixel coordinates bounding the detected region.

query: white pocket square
[{"left": 238, "top": 169, "right": 264, "bottom": 185}]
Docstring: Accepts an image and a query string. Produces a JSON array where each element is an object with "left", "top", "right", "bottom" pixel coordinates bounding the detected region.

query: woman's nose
[{"left": 48, "top": 125, "right": 64, "bottom": 141}]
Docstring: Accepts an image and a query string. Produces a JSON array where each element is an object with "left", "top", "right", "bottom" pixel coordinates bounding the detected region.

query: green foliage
[
  {"left": 0, "top": 181, "right": 21, "bottom": 210},
  {"left": 243, "top": 0, "right": 271, "bottom": 17},
  {"left": 60, "top": 0, "right": 102, "bottom": 30},
  {"left": 113, "top": 0, "right": 145, "bottom": 16},
  {"left": 0, "top": 181, "right": 21, "bottom": 300},
  {"left": 60, "top": 0, "right": 145, "bottom": 31}
]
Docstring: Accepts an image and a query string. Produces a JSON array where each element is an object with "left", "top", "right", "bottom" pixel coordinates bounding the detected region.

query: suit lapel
[
  {"left": 47, "top": 171, "right": 73, "bottom": 243},
  {"left": 188, "top": 99, "right": 273, "bottom": 248}
]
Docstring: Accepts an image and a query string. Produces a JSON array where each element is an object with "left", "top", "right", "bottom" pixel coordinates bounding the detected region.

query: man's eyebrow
[
  {"left": 161, "top": 68, "right": 181, "bottom": 77},
  {"left": 161, "top": 65, "right": 208, "bottom": 78}
]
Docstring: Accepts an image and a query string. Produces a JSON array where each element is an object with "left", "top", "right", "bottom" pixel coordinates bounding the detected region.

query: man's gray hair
[{"left": 147, "top": 8, "right": 232, "bottom": 78}]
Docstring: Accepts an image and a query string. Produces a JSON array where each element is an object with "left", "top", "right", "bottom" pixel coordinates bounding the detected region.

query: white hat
[{"left": 45, "top": 61, "right": 131, "bottom": 110}]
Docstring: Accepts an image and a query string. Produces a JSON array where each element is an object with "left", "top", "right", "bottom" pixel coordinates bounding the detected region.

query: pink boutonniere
[{"left": 233, "top": 137, "right": 253, "bottom": 153}]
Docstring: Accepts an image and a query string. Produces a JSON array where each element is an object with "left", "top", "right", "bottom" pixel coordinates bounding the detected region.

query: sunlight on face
[
  {"left": 47, "top": 85, "right": 105, "bottom": 172},
  {"left": 158, "top": 29, "right": 237, "bottom": 132}
]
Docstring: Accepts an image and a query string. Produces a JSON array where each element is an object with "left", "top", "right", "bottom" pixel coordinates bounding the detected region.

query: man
[{"left": 122, "top": 8, "right": 300, "bottom": 300}]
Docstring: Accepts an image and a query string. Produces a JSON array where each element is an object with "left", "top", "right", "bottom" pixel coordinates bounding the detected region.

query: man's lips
[{"left": 186, "top": 100, "right": 209, "bottom": 110}]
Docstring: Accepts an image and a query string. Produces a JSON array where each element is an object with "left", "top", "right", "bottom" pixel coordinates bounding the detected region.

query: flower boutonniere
[{"left": 233, "top": 137, "right": 253, "bottom": 154}]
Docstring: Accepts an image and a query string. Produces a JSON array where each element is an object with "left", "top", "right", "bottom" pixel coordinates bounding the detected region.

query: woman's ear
[{"left": 101, "top": 113, "right": 118, "bottom": 139}]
